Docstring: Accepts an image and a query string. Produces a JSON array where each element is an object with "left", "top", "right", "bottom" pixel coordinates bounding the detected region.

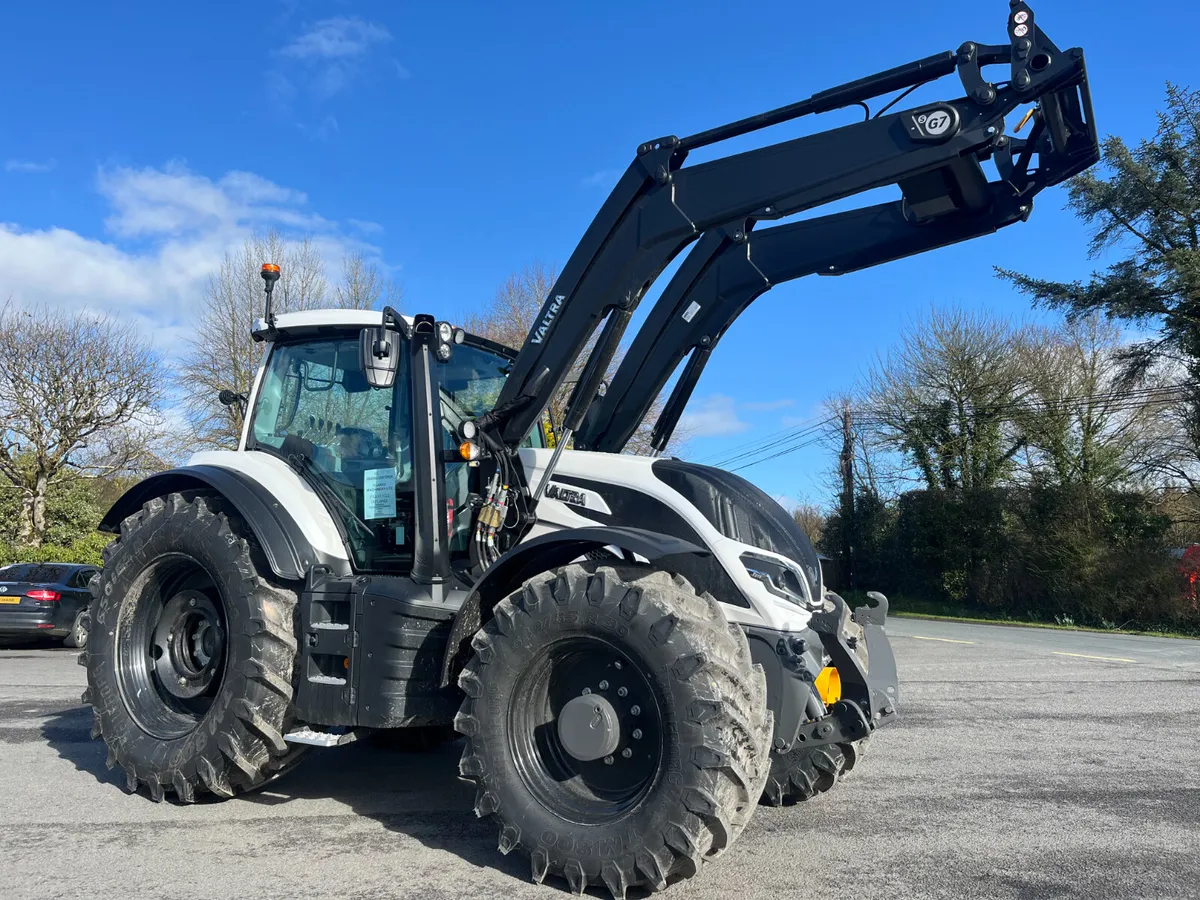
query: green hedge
[
  {"left": 823, "top": 484, "right": 1198, "bottom": 634},
  {"left": 1, "top": 531, "right": 113, "bottom": 567}
]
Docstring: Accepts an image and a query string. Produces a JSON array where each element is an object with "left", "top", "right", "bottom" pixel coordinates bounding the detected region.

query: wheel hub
[
  {"left": 557, "top": 693, "right": 621, "bottom": 762},
  {"left": 509, "top": 637, "right": 664, "bottom": 825},
  {"left": 152, "top": 590, "right": 225, "bottom": 700}
]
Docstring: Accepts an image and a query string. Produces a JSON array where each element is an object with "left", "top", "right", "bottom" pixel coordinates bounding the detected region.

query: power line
[
  {"left": 705, "top": 416, "right": 835, "bottom": 469},
  {"left": 709, "top": 383, "right": 1197, "bottom": 473},
  {"left": 692, "top": 413, "right": 832, "bottom": 465}
]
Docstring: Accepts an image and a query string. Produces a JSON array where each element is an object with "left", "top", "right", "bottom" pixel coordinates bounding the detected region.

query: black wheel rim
[
  {"left": 115, "top": 555, "right": 229, "bottom": 740},
  {"left": 508, "top": 637, "right": 665, "bottom": 826}
]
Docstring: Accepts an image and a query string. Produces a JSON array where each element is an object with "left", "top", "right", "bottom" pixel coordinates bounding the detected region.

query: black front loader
[{"left": 486, "top": 0, "right": 1098, "bottom": 468}]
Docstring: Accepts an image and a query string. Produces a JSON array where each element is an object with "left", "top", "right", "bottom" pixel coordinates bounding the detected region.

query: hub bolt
[
  {"left": 632, "top": 728, "right": 643, "bottom": 740},
  {"left": 603, "top": 755, "right": 614, "bottom": 765},
  {"left": 189, "top": 597, "right": 196, "bottom": 607},
  {"left": 178, "top": 677, "right": 187, "bottom": 686},
  {"left": 581, "top": 687, "right": 591, "bottom": 695},
  {"left": 599, "top": 680, "right": 609, "bottom": 690},
  {"left": 622, "top": 748, "right": 633, "bottom": 759},
  {"left": 613, "top": 661, "right": 622, "bottom": 670},
  {"left": 630, "top": 705, "right": 641, "bottom": 716},
  {"left": 617, "top": 687, "right": 628, "bottom": 697}
]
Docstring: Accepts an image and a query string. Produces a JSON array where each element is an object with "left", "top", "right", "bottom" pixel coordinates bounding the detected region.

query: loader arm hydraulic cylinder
[{"left": 489, "top": 1, "right": 1097, "bottom": 457}]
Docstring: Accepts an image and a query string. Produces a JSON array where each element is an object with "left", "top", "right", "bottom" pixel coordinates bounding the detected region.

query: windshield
[{"left": 248, "top": 332, "right": 543, "bottom": 573}]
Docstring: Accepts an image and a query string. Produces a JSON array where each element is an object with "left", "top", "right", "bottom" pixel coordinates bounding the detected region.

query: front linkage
[{"left": 755, "top": 593, "right": 900, "bottom": 805}]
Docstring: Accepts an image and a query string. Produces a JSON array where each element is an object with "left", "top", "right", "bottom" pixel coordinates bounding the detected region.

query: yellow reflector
[{"left": 814, "top": 666, "right": 841, "bottom": 705}]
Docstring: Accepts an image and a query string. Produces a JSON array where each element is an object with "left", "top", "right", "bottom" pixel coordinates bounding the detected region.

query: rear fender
[
  {"left": 439, "top": 526, "right": 708, "bottom": 688},
  {"left": 99, "top": 465, "right": 351, "bottom": 582}
]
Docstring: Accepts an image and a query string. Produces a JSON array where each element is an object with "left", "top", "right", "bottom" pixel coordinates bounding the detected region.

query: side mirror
[{"left": 359, "top": 326, "right": 400, "bottom": 389}]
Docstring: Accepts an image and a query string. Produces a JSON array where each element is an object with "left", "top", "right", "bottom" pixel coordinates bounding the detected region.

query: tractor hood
[
  {"left": 649, "top": 458, "right": 822, "bottom": 597},
  {"left": 519, "top": 449, "right": 823, "bottom": 603}
]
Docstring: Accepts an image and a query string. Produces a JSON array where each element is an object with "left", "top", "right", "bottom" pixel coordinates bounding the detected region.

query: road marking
[
  {"left": 1052, "top": 651, "right": 1135, "bottom": 663},
  {"left": 911, "top": 636, "right": 975, "bottom": 645}
]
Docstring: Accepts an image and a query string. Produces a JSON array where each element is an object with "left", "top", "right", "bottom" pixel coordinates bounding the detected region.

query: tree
[
  {"left": 791, "top": 502, "right": 826, "bottom": 547},
  {"left": 181, "top": 232, "right": 388, "bottom": 450},
  {"left": 462, "top": 261, "right": 682, "bottom": 455},
  {"left": 0, "top": 303, "right": 161, "bottom": 547},
  {"left": 860, "top": 307, "right": 1029, "bottom": 492},
  {"left": 1017, "top": 314, "right": 1170, "bottom": 489},
  {"left": 334, "top": 250, "right": 401, "bottom": 311},
  {"left": 999, "top": 84, "right": 1200, "bottom": 441}
]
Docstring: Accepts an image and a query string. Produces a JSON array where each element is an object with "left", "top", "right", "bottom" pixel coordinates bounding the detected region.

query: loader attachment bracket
[{"left": 811, "top": 592, "right": 899, "bottom": 726}]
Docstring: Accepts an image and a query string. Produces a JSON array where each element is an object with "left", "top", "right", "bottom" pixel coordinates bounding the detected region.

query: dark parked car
[{"left": 0, "top": 562, "right": 100, "bottom": 648}]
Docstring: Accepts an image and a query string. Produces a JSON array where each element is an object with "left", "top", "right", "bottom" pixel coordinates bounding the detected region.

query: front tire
[
  {"left": 82, "top": 493, "right": 305, "bottom": 802},
  {"left": 455, "top": 564, "right": 772, "bottom": 898}
]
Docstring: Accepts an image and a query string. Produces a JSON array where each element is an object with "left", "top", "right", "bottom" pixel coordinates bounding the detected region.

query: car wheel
[{"left": 64, "top": 609, "right": 89, "bottom": 649}]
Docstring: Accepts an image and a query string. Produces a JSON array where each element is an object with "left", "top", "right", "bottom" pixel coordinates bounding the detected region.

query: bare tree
[
  {"left": 182, "top": 231, "right": 358, "bottom": 450},
  {"left": 791, "top": 502, "right": 827, "bottom": 547},
  {"left": 0, "top": 303, "right": 162, "bottom": 546},
  {"left": 334, "top": 250, "right": 401, "bottom": 311},
  {"left": 860, "top": 307, "right": 1030, "bottom": 492},
  {"left": 820, "top": 392, "right": 893, "bottom": 500},
  {"left": 462, "top": 261, "right": 682, "bottom": 455},
  {"left": 1017, "top": 314, "right": 1171, "bottom": 488}
]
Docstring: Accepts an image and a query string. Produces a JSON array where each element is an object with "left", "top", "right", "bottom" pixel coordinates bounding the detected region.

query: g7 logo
[{"left": 918, "top": 110, "right": 953, "bottom": 136}]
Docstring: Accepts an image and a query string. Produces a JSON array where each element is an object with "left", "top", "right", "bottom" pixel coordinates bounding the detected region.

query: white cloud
[
  {"left": 274, "top": 17, "right": 397, "bottom": 103},
  {"left": 0, "top": 163, "right": 375, "bottom": 341},
  {"left": 744, "top": 398, "right": 794, "bottom": 412},
  {"left": 5, "top": 158, "right": 56, "bottom": 174},
  {"left": 279, "top": 17, "right": 391, "bottom": 61},
  {"left": 347, "top": 218, "right": 384, "bottom": 235},
  {"left": 772, "top": 494, "right": 801, "bottom": 513},
  {"left": 678, "top": 394, "right": 750, "bottom": 438},
  {"left": 581, "top": 169, "right": 619, "bottom": 189}
]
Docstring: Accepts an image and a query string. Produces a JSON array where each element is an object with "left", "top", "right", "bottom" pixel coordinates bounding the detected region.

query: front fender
[
  {"left": 99, "top": 466, "right": 351, "bottom": 581},
  {"left": 439, "top": 526, "right": 707, "bottom": 688}
]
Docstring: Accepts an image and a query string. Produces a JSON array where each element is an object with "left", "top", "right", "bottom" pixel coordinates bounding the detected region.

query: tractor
[{"left": 81, "top": 4, "right": 1098, "bottom": 895}]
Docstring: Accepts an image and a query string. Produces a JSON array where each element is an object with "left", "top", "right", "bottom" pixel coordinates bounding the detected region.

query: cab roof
[{"left": 252, "top": 309, "right": 416, "bottom": 343}]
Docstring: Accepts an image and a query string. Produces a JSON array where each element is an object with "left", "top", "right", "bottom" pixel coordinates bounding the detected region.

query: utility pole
[{"left": 840, "top": 404, "right": 854, "bottom": 591}]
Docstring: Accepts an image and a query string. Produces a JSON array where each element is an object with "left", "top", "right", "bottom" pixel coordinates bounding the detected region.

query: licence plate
[{"left": 0, "top": 596, "right": 19, "bottom": 604}]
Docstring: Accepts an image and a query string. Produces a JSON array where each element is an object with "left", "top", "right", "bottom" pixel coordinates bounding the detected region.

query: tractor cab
[{"left": 242, "top": 308, "right": 547, "bottom": 577}]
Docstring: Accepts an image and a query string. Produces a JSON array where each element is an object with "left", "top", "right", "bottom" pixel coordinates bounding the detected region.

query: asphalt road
[{"left": 2, "top": 619, "right": 1197, "bottom": 900}]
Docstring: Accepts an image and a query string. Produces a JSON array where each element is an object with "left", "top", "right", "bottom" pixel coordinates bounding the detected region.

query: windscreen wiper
[
  {"left": 489, "top": 1, "right": 1098, "bottom": 461},
  {"left": 257, "top": 439, "right": 377, "bottom": 539}
]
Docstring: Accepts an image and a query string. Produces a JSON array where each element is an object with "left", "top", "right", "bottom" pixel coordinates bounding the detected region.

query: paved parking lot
[{"left": 2, "top": 619, "right": 1198, "bottom": 900}]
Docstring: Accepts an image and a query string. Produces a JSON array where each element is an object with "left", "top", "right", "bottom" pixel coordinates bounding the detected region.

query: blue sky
[{"left": 2, "top": 0, "right": 1197, "bottom": 507}]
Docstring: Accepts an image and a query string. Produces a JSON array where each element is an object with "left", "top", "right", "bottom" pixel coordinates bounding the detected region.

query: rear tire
[
  {"left": 455, "top": 563, "right": 772, "bottom": 898},
  {"left": 81, "top": 493, "right": 306, "bottom": 802}
]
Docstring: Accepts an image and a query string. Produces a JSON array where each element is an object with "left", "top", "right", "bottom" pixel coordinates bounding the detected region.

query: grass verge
[{"left": 840, "top": 590, "right": 1199, "bottom": 640}]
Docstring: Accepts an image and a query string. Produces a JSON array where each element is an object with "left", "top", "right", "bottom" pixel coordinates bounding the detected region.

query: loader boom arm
[
  {"left": 578, "top": 184, "right": 1032, "bottom": 453},
  {"left": 487, "top": 1, "right": 1098, "bottom": 457}
]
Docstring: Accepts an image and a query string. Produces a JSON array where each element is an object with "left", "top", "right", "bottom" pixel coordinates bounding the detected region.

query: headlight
[{"left": 740, "top": 552, "right": 813, "bottom": 608}]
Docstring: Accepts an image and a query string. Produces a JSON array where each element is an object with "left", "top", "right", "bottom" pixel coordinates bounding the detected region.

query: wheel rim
[
  {"left": 508, "top": 637, "right": 664, "bottom": 826},
  {"left": 115, "top": 555, "right": 229, "bottom": 740},
  {"left": 74, "top": 613, "right": 87, "bottom": 646}
]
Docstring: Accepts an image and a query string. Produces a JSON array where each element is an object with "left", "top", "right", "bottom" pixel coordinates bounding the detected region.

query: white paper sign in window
[{"left": 362, "top": 467, "right": 398, "bottom": 520}]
